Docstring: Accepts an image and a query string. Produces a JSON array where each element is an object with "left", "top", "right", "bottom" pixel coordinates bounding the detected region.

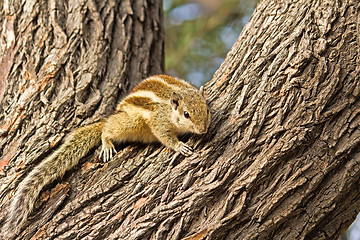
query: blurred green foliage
[{"left": 164, "top": 0, "right": 259, "bottom": 86}]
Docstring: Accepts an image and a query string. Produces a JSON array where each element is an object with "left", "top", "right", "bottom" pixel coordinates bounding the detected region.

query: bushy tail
[{"left": 3, "top": 122, "right": 103, "bottom": 237}]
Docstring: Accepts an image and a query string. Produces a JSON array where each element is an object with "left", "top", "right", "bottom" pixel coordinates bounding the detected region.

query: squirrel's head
[{"left": 170, "top": 87, "right": 211, "bottom": 134}]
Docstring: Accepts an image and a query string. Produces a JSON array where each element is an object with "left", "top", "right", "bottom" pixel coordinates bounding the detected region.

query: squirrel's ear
[
  {"left": 171, "top": 92, "right": 182, "bottom": 110},
  {"left": 199, "top": 86, "right": 205, "bottom": 96}
]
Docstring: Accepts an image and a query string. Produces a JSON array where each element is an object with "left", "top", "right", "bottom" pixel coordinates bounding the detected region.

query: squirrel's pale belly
[
  {"left": 118, "top": 121, "right": 159, "bottom": 144},
  {"left": 103, "top": 112, "right": 158, "bottom": 144},
  {"left": 121, "top": 130, "right": 158, "bottom": 143}
]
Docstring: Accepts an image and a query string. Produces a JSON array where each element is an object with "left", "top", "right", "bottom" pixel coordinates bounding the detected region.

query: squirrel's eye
[{"left": 184, "top": 111, "right": 190, "bottom": 119}]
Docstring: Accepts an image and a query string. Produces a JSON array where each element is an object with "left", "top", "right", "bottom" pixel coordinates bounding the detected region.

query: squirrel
[{"left": 3, "top": 74, "right": 211, "bottom": 237}]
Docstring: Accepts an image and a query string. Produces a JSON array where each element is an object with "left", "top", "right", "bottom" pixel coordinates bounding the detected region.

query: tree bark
[
  {"left": 1, "top": 0, "right": 360, "bottom": 239},
  {"left": 0, "top": 0, "right": 164, "bottom": 239}
]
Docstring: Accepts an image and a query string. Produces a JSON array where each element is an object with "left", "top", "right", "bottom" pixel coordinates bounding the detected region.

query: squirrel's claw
[
  {"left": 178, "top": 142, "right": 193, "bottom": 156},
  {"left": 100, "top": 145, "right": 117, "bottom": 162}
]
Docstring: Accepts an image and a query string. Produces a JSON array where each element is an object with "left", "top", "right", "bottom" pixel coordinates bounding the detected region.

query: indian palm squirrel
[{"left": 4, "top": 74, "right": 211, "bottom": 236}]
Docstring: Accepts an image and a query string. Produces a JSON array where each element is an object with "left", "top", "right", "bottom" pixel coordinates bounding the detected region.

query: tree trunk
[
  {"left": 0, "top": 0, "right": 164, "bottom": 238},
  {"left": 1, "top": 0, "right": 360, "bottom": 239}
]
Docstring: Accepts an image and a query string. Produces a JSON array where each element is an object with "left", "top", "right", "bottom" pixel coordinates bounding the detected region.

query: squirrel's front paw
[
  {"left": 177, "top": 142, "right": 193, "bottom": 156},
  {"left": 99, "top": 143, "right": 117, "bottom": 162}
]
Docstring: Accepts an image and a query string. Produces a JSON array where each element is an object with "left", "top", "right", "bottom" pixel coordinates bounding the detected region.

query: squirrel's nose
[{"left": 196, "top": 124, "right": 207, "bottom": 134}]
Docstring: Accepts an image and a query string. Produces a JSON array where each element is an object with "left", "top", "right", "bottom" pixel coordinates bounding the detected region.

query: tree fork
[{"left": 1, "top": 0, "right": 360, "bottom": 239}]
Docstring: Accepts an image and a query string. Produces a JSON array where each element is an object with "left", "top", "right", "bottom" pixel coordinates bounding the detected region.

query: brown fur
[{"left": 3, "top": 75, "right": 210, "bottom": 237}]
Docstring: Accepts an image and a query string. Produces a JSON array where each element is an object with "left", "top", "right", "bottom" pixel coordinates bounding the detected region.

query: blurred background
[
  {"left": 163, "top": 1, "right": 359, "bottom": 239},
  {"left": 164, "top": 0, "right": 257, "bottom": 87}
]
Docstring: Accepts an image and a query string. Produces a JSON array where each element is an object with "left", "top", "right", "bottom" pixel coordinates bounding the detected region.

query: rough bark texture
[
  {"left": 0, "top": 0, "right": 164, "bottom": 238},
  {"left": 1, "top": 0, "right": 360, "bottom": 239}
]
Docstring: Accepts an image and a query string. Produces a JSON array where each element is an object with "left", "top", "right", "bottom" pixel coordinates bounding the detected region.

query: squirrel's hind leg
[{"left": 100, "top": 112, "right": 129, "bottom": 162}]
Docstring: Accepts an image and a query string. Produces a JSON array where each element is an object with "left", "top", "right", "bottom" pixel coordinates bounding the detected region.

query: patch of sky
[
  {"left": 169, "top": 3, "right": 203, "bottom": 25},
  {"left": 220, "top": 26, "right": 239, "bottom": 49},
  {"left": 347, "top": 215, "right": 360, "bottom": 240},
  {"left": 186, "top": 71, "right": 206, "bottom": 87}
]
